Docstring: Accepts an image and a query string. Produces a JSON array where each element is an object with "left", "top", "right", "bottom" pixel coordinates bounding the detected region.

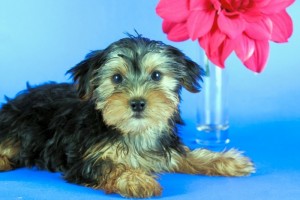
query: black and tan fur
[{"left": 0, "top": 35, "right": 254, "bottom": 198}]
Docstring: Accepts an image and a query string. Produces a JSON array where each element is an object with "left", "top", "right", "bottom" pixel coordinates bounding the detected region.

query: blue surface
[
  {"left": 1, "top": 120, "right": 300, "bottom": 200},
  {"left": 1, "top": 0, "right": 300, "bottom": 199}
]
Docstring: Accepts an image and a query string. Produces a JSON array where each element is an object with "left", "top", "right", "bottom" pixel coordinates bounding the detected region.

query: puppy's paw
[
  {"left": 115, "top": 169, "right": 162, "bottom": 198},
  {"left": 220, "top": 149, "right": 255, "bottom": 176},
  {"left": 0, "top": 155, "right": 13, "bottom": 171}
]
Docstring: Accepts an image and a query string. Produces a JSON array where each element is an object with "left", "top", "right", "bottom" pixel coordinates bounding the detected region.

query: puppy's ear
[
  {"left": 179, "top": 56, "right": 203, "bottom": 93},
  {"left": 166, "top": 46, "right": 203, "bottom": 93},
  {"left": 67, "top": 50, "right": 103, "bottom": 99}
]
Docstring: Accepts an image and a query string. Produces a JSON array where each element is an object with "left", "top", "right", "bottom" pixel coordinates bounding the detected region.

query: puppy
[{"left": 0, "top": 35, "right": 254, "bottom": 198}]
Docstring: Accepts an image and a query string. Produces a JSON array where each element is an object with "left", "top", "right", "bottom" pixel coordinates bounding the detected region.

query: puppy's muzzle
[{"left": 130, "top": 98, "right": 146, "bottom": 112}]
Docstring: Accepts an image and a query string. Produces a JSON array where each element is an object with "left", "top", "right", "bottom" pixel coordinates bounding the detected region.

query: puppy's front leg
[
  {"left": 65, "top": 161, "right": 162, "bottom": 198},
  {"left": 174, "top": 148, "right": 255, "bottom": 176},
  {"left": 108, "top": 166, "right": 162, "bottom": 198}
]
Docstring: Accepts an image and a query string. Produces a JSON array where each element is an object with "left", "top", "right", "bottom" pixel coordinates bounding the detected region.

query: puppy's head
[{"left": 68, "top": 35, "right": 203, "bottom": 134}]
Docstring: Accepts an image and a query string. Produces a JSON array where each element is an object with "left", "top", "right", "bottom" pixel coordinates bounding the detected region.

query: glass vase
[{"left": 195, "top": 54, "right": 230, "bottom": 149}]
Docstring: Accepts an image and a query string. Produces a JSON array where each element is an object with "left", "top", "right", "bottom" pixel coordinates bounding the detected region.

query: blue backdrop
[
  {"left": 0, "top": 1, "right": 299, "bottom": 122},
  {"left": 0, "top": 1, "right": 300, "bottom": 200}
]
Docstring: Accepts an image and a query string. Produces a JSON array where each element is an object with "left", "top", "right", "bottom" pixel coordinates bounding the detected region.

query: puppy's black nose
[{"left": 130, "top": 99, "right": 146, "bottom": 112}]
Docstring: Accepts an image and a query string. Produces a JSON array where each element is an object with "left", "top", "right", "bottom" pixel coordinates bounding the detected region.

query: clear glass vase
[{"left": 195, "top": 54, "right": 230, "bottom": 149}]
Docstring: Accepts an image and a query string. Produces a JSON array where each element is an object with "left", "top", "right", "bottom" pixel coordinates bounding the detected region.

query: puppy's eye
[
  {"left": 112, "top": 74, "right": 123, "bottom": 84},
  {"left": 151, "top": 71, "right": 162, "bottom": 81}
]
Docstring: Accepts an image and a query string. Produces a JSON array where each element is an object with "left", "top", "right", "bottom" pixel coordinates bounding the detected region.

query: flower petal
[
  {"left": 205, "top": 39, "right": 235, "bottom": 68},
  {"left": 269, "top": 10, "right": 293, "bottom": 43},
  {"left": 260, "top": 0, "right": 295, "bottom": 14},
  {"left": 207, "top": 53, "right": 225, "bottom": 68},
  {"left": 243, "top": 40, "right": 269, "bottom": 73},
  {"left": 242, "top": 10, "right": 263, "bottom": 23},
  {"left": 199, "top": 30, "right": 234, "bottom": 68},
  {"left": 162, "top": 21, "right": 189, "bottom": 42},
  {"left": 187, "top": 9, "right": 216, "bottom": 40},
  {"left": 254, "top": 0, "right": 272, "bottom": 8},
  {"left": 198, "top": 25, "right": 226, "bottom": 56},
  {"left": 235, "top": 34, "right": 255, "bottom": 62},
  {"left": 208, "top": 26, "right": 227, "bottom": 54},
  {"left": 218, "top": 37, "right": 236, "bottom": 67},
  {"left": 218, "top": 11, "right": 246, "bottom": 39},
  {"left": 198, "top": 33, "right": 210, "bottom": 54},
  {"left": 190, "top": 0, "right": 219, "bottom": 11},
  {"left": 156, "top": 0, "right": 189, "bottom": 23},
  {"left": 245, "top": 16, "right": 273, "bottom": 40},
  {"left": 199, "top": 31, "right": 223, "bottom": 66}
]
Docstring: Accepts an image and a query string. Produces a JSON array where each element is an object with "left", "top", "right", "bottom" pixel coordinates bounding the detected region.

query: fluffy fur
[{"left": 0, "top": 35, "right": 254, "bottom": 198}]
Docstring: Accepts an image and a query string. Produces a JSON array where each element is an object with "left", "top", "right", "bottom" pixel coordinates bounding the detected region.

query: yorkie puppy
[{"left": 0, "top": 35, "right": 254, "bottom": 198}]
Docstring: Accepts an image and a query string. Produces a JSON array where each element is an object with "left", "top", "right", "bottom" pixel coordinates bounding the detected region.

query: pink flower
[{"left": 156, "top": 0, "right": 295, "bottom": 73}]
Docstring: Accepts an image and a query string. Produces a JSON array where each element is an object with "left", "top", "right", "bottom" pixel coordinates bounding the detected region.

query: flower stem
[{"left": 204, "top": 54, "right": 210, "bottom": 77}]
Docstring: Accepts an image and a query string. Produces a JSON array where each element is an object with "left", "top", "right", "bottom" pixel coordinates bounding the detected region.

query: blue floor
[{"left": 1, "top": 119, "right": 299, "bottom": 200}]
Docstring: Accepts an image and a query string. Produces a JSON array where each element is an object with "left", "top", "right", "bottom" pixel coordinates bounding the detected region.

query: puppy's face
[
  {"left": 94, "top": 51, "right": 183, "bottom": 134},
  {"left": 68, "top": 36, "right": 202, "bottom": 135}
]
